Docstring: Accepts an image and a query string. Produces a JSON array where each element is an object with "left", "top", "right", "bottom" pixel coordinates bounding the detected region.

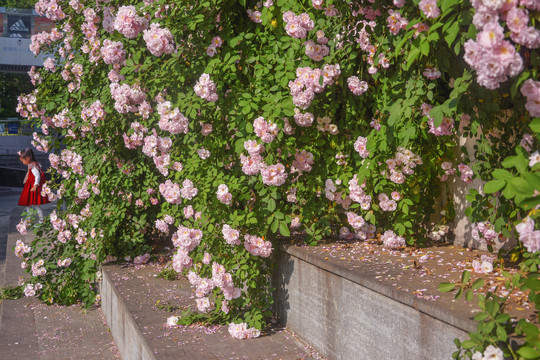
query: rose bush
[{"left": 13, "top": 0, "right": 540, "bottom": 355}]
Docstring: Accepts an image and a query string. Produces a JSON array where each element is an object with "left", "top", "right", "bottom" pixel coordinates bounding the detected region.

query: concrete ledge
[
  {"left": 100, "top": 268, "right": 156, "bottom": 360},
  {"left": 100, "top": 242, "right": 482, "bottom": 360},
  {"left": 273, "top": 245, "right": 473, "bottom": 360},
  {"left": 100, "top": 263, "right": 324, "bottom": 360}
]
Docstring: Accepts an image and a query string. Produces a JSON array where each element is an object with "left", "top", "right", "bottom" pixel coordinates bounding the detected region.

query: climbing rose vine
[{"left": 15, "top": 0, "right": 540, "bottom": 355}]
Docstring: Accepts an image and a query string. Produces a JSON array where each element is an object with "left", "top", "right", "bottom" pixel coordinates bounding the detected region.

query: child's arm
[{"left": 30, "top": 166, "right": 40, "bottom": 192}]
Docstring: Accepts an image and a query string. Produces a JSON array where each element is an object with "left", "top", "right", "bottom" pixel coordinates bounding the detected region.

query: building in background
[
  {"left": 0, "top": 6, "right": 52, "bottom": 73},
  {"left": 0, "top": 7, "right": 51, "bottom": 178}
]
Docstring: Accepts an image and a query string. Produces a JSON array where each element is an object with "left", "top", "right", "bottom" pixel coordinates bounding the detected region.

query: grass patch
[
  {"left": 157, "top": 267, "right": 178, "bottom": 281},
  {"left": 0, "top": 285, "right": 23, "bottom": 300}
]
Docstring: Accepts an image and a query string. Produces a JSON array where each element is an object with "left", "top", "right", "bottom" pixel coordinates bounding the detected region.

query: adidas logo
[{"left": 10, "top": 20, "right": 29, "bottom": 32}]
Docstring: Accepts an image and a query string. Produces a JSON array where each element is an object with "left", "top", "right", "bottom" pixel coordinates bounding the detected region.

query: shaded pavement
[{"left": 0, "top": 189, "right": 120, "bottom": 359}]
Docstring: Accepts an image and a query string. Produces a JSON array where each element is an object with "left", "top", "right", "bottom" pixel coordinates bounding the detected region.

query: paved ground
[{"left": 0, "top": 191, "right": 120, "bottom": 359}]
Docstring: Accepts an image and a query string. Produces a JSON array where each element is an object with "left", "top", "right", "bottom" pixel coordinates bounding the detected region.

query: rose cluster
[
  {"left": 464, "top": 0, "right": 540, "bottom": 89},
  {"left": 472, "top": 255, "right": 494, "bottom": 274},
  {"left": 101, "top": 40, "right": 126, "bottom": 65},
  {"left": 348, "top": 175, "right": 372, "bottom": 210},
  {"left": 35, "top": 0, "right": 65, "bottom": 21},
  {"left": 291, "top": 150, "right": 314, "bottom": 174},
  {"left": 30, "top": 28, "right": 63, "bottom": 56},
  {"left": 304, "top": 40, "right": 329, "bottom": 61},
  {"left": 385, "top": 147, "right": 423, "bottom": 185},
  {"left": 228, "top": 322, "right": 261, "bottom": 340},
  {"left": 516, "top": 217, "right": 540, "bottom": 254},
  {"left": 457, "top": 163, "right": 474, "bottom": 183},
  {"left": 222, "top": 224, "right": 241, "bottom": 245},
  {"left": 143, "top": 23, "right": 175, "bottom": 57},
  {"left": 520, "top": 79, "right": 540, "bottom": 118},
  {"left": 261, "top": 163, "right": 288, "bottom": 186},
  {"left": 244, "top": 234, "right": 273, "bottom": 257},
  {"left": 216, "top": 184, "right": 233, "bottom": 205},
  {"left": 114, "top": 5, "right": 148, "bottom": 39},
  {"left": 206, "top": 36, "right": 223, "bottom": 57},
  {"left": 283, "top": 11, "right": 315, "bottom": 39},
  {"left": 194, "top": 74, "right": 218, "bottom": 102},
  {"left": 439, "top": 162, "right": 456, "bottom": 182},
  {"left": 157, "top": 101, "right": 189, "bottom": 135},
  {"left": 289, "top": 64, "right": 341, "bottom": 110},
  {"left": 387, "top": 10, "right": 408, "bottom": 35},
  {"left": 471, "top": 221, "right": 501, "bottom": 244},
  {"left": 347, "top": 76, "right": 369, "bottom": 96},
  {"left": 381, "top": 230, "right": 406, "bottom": 248},
  {"left": 109, "top": 83, "right": 148, "bottom": 114}
]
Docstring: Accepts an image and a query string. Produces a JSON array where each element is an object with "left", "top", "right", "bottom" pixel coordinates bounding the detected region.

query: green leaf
[
  {"left": 520, "top": 196, "right": 540, "bottom": 211},
  {"left": 420, "top": 41, "right": 429, "bottom": 56},
  {"left": 502, "top": 155, "right": 528, "bottom": 172},
  {"left": 270, "top": 218, "right": 279, "bottom": 233},
  {"left": 510, "top": 177, "right": 535, "bottom": 196},
  {"left": 492, "top": 169, "right": 513, "bottom": 180},
  {"left": 530, "top": 118, "right": 540, "bottom": 133},
  {"left": 388, "top": 102, "right": 402, "bottom": 126},
  {"left": 242, "top": 104, "right": 252, "bottom": 115},
  {"left": 267, "top": 198, "right": 276, "bottom": 212},
  {"left": 440, "top": 0, "right": 458, "bottom": 12},
  {"left": 484, "top": 179, "right": 506, "bottom": 194},
  {"left": 471, "top": 279, "right": 484, "bottom": 290},
  {"left": 517, "top": 346, "right": 540, "bottom": 359},
  {"left": 444, "top": 21, "right": 460, "bottom": 49},
  {"left": 483, "top": 320, "right": 495, "bottom": 334},
  {"left": 474, "top": 312, "right": 488, "bottom": 321},
  {"left": 495, "top": 313, "right": 510, "bottom": 323},
  {"left": 429, "top": 106, "right": 444, "bottom": 127},
  {"left": 461, "top": 270, "right": 471, "bottom": 284},
  {"left": 406, "top": 47, "right": 420, "bottom": 70},
  {"left": 460, "top": 340, "right": 476, "bottom": 349},
  {"left": 279, "top": 222, "right": 290, "bottom": 237},
  {"left": 438, "top": 282, "right": 456, "bottom": 292}
]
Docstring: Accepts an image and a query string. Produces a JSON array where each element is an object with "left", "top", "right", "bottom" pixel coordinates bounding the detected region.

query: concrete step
[
  {"left": 272, "top": 241, "right": 531, "bottom": 360},
  {"left": 101, "top": 263, "right": 324, "bottom": 360}
]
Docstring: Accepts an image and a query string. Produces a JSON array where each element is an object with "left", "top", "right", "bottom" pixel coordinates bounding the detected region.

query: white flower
[
  {"left": 472, "top": 351, "right": 483, "bottom": 360},
  {"left": 481, "top": 261, "right": 493, "bottom": 274},
  {"left": 166, "top": 316, "right": 179, "bottom": 327},
  {"left": 529, "top": 151, "right": 540, "bottom": 168},
  {"left": 483, "top": 345, "right": 504, "bottom": 360}
]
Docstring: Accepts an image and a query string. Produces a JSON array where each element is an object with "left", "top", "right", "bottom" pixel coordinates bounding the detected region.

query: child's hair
[{"left": 18, "top": 148, "right": 36, "bottom": 162}]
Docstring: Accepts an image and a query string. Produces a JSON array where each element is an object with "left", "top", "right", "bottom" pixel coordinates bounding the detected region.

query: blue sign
[{"left": 7, "top": 123, "right": 19, "bottom": 134}]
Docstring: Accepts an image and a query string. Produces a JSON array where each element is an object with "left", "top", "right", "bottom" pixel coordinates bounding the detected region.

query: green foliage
[
  {"left": 0, "top": 73, "right": 33, "bottom": 118},
  {"left": 0, "top": 0, "right": 36, "bottom": 8},
  {"left": 157, "top": 267, "right": 178, "bottom": 281},
  {"left": 0, "top": 285, "right": 23, "bottom": 300}
]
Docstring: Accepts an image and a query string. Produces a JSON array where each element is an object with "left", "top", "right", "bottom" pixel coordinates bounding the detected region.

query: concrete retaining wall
[
  {"left": 101, "top": 246, "right": 476, "bottom": 360},
  {"left": 273, "top": 247, "right": 473, "bottom": 360},
  {"left": 100, "top": 268, "right": 156, "bottom": 360}
]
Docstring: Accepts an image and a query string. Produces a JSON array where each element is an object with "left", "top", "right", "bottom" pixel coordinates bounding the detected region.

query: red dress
[{"left": 18, "top": 164, "right": 50, "bottom": 206}]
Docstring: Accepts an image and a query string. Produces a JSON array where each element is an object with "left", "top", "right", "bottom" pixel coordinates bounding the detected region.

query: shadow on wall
[
  {"left": 451, "top": 172, "right": 515, "bottom": 251},
  {"left": 272, "top": 249, "right": 293, "bottom": 326}
]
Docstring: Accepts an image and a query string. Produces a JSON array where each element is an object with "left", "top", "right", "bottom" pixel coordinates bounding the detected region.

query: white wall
[{"left": 0, "top": 37, "right": 46, "bottom": 67}]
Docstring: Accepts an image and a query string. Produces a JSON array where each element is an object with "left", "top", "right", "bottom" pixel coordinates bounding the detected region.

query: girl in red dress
[{"left": 18, "top": 148, "right": 50, "bottom": 222}]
